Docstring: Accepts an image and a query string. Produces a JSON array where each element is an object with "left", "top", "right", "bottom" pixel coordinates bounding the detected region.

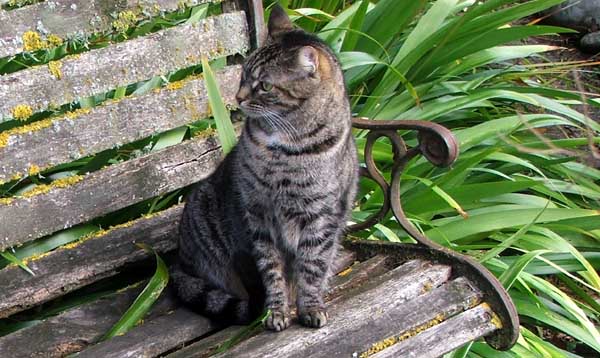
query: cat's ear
[
  {"left": 268, "top": 4, "right": 293, "bottom": 37},
  {"left": 297, "top": 46, "right": 319, "bottom": 75}
]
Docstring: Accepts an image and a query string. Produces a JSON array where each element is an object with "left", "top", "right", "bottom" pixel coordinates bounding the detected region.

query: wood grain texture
[
  {"left": 371, "top": 304, "right": 499, "bottom": 358},
  {"left": 0, "top": 0, "right": 218, "bottom": 58},
  {"left": 211, "top": 261, "right": 455, "bottom": 358},
  {"left": 0, "top": 248, "right": 359, "bottom": 357},
  {"left": 75, "top": 307, "right": 218, "bottom": 358},
  {"left": 0, "top": 134, "right": 223, "bottom": 250},
  {"left": 0, "top": 11, "right": 248, "bottom": 119},
  {"left": 163, "top": 255, "right": 395, "bottom": 358},
  {"left": 326, "top": 254, "right": 389, "bottom": 301},
  {"left": 0, "top": 65, "right": 241, "bottom": 183},
  {"left": 0, "top": 204, "right": 182, "bottom": 318},
  {"left": 0, "top": 283, "right": 180, "bottom": 358},
  {"left": 165, "top": 325, "right": 244, "bottom": 358}
]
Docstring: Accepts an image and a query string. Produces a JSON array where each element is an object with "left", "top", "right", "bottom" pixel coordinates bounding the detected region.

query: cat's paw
[
  {"left": 265, "top": 309, "right": 292, "bottom": 332},
  {"left": 299, "top": 308, "right": 328, "bottom": 328}
]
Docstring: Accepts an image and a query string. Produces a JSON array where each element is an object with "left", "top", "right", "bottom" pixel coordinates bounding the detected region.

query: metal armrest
[{"left": 347, "top": 117, "right": 519, "bottom": 350}]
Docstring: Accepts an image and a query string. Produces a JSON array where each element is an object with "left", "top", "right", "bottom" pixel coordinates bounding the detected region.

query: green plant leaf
[
  {"left": 500, "top": 249, "right": 549, "bottom": 289},
  {"left": 340, "top": 0, "right": 369, "bottom": 52},
  {"left": 101, "top": 243, "right": 169, "bottom": 340},
  {"left": 151, "top": 126, "right": 188, "bottom": 152},
  {"left": 201, "top": 56, "right": 237, "bottom": 154},
  {"left": 0, "top": 251, "right": 35, "bottom": 275}
]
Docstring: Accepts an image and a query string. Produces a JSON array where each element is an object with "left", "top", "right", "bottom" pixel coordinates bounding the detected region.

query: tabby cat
[{"left": 171, "top": 4, "right": 358, "bottom": 331}]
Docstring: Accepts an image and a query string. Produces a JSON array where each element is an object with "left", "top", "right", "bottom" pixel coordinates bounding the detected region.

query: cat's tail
[{"left": 170, "top": 264, "right": 256, "bottom": 325}]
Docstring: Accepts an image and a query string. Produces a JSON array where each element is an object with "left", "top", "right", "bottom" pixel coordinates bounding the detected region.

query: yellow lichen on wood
[
  {"left": 21, "top": 31, "right": 63, "bottom": 52},
  {"left": 21, "top": 250, "right": 53, "bottom": 265},
  {"left": 64, "top": 108, "right": 91, "bottom": 119},
  {"left": 60, "top": 212, "right": 162, "bottom": 250},
  {"left": 193, "top": 127, "right": 216, "bottom": 139},
  {"left": 359, "top": 314, "right": 448, "bottom": 358},
  {"left": 48, "top": 61, "right": 63, "bottom": 79},
  {"left": 0, "top": 198, "right": 14, "bottom": 205},
  {"left": 112, "top": 10, "right": 139, "bottom": 32},
  {"left": 46, "top": 34, "right": 63, "bottom": 47},
  {"left": 166, "top": 80, "right": 185, "bottom": 91},
  {"left": 20, "top": 175, "right": 84, "bottom": 198},
  {"left": 28, "top": 164, "right": 41, "bottom": 176},
  {"left": 480, "top": 302, "right": 503, "bottom": 329},
  {"left": 359, "top": 337, "right": 398, "bottom": 358},
  {"left": 22, "top": 31, "right": 45, "bottom": 51},
  {"left": 1, "top": 108, "right": 93, "bottom": 149},
  {"left": 11, "top": 104, "right": 33, "bottom": 121},
  {"left": 337, "top": 267, "right": 353, "bottom": 277},
  {"left": 0, "top": 117, "right": 52, "bottom": 148}
]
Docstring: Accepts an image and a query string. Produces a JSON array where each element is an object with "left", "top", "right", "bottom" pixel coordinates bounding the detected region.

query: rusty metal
[{"left": 347, "top": 117, "right": 519, "bottom": 350}]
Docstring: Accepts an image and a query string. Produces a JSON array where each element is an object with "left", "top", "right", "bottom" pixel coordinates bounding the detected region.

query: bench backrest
[{"left": 0, "top": 0, "right": 262, "bottom": 318}]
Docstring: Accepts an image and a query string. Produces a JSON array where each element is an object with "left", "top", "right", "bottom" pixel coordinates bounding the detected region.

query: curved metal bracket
[{"left": 348, "top": 117, "right": 519, "bottom": 350}]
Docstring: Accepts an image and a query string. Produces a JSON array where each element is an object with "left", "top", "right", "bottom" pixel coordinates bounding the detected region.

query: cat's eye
[{"left": 260, "top": 82, "right": 273, "bottom": 92}]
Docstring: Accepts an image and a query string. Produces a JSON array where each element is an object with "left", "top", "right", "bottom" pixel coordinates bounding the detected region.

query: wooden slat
[
  {"left": 166, "top": 325, "right": 244, "bottom": 358},
  {"left": 83, "top": 254, "right": 390, "bottom": 358},
  {"left": 371, "top": 304, "right": 499, "bottom": 358},
  {"left": 0, "top": 133, "right": 224, "bottom": 250},
  {"left": 0, "top": 249, "right": 360, "bottom": 357},
  {"left": 0, "top": 65, "right": 241, "bottom": 183},
  {"left": 164, "top": 256, "right": 392, "bottom": 358},
  {"left": 0, "top": 11, "right": 249, "bottom": 120},
  {"left": 326, "top": 254, "right": 389, "bottom": 301},
  {"left": 76, "top": 308, "right": 218, "bottom": 358},
  {"left": 0, "top": 204, "right": 182, "bottom": 318},
  {"left": 211, "top": 261, "right": 457, "bottom": 358},
  {"left": 0, "top": 0, "right": 217, "bottom": 59},
  {"left": 0, "top": 283, "right": 180, "bottom": 358}
]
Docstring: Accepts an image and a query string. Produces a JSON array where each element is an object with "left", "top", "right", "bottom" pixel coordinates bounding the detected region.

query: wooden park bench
[{"left": 0, "top": 0, "right": 519, "bottom": 357}]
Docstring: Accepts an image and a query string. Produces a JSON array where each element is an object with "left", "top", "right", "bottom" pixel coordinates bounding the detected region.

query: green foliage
[
  {"left": 101, "top": 244, "right": 169, "bottom": 340},
  {"left": 277, "top": 0, "right": 600, "bottom": 356},
  {"left": 202, "top": 57, "right": 238, "bottom": 154},
  {"left": 0, "top": 1, "right": 597, "bottom": 356}
]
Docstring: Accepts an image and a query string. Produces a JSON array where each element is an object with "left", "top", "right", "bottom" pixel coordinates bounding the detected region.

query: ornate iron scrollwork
[{"left": 347, "top": 117, "right": 519, "bottom": 350}]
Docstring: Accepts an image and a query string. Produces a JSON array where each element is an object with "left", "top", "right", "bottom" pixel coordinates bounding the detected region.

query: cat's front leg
[
  {"left": 295, "top": 218, "right": 340, "bottom": 328},
  {"left": 251, "top": 231, "right": 291, "bottom": 332}
]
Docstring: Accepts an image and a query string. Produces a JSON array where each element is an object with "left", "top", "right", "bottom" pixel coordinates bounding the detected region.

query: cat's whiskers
[{"left": 262, "top": 109, "right": 299, "bottom": 144}]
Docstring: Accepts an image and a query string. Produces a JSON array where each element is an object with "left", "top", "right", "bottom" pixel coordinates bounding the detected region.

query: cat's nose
[
  {"left": 236, "top": 95, "right": 247, "bottom": 106},
  {"left": 236, "top": 86, "right": 250, "bottom": 105}
]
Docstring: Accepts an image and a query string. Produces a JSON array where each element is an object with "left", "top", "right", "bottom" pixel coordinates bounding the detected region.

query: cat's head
[{"left": 236, "top": 4, "right": 340, "bottom": 119}]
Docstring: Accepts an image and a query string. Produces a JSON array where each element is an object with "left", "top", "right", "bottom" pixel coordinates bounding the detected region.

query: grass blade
[
  {"left": 101, "top": 243, "right": 169, "bottom": 340},
  {"left": 500, "top": 249, "right": 549, "bottom": 289},
  {"left": 340, "top": 0, "right": 369, "bottom": 52},
  {"left": 201, "top": 56, "right": 237, "bottom": 154},
  {"left": 0, "top": 251, "right": 35, "bottom": 275}
]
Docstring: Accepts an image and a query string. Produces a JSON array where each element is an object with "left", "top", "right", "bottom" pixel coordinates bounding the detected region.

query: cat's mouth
[{"left": 238, "top": 102, "right": 266, "bottom": 119}]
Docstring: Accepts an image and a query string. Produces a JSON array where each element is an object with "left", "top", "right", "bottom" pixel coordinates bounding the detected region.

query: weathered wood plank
[
  {"left": 0, "top": 65, "right": 241, "bottom": 183},
  {"left": 0, "top": 133, "right": 224, "bottom": 250},
  {"left": 165, "top": 325, "right": 244, "bottom": 358},
  {"left": 331, "top": 247, "right": 357, "bottom": 274},
  {"left": 0, "top": 204, "right": 182, "bottom": 318},
  {"left": 74, "top": 251, "right": 360, "bottom": 358},
  {"left": 0, "top": 0, "right": 218, "bottom": 59},
  {"left": 0, "top": 11, "right": 248, "bottom": 120},
  {"left": 327, "top": 254, "right": 389, "bottom": 301},
  {"left": 371, "top": 304, "right": 499, "bottom": 358},
  {"left": 75, "top": 307, "right": 218, "bottom": 358},
  {"left": 211, "top": 261, "right": 456, "bottom": 358},
  {"left": 1, "top": 247, "right": 359, "bottom": 357},
  {"left": 0, "top": 283, "right": 180, "bottom": 358}
]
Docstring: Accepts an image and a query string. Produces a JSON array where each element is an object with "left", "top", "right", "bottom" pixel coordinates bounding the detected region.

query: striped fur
[{"left": 172, "top": 5, "right": 358, "bottom": 331}]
